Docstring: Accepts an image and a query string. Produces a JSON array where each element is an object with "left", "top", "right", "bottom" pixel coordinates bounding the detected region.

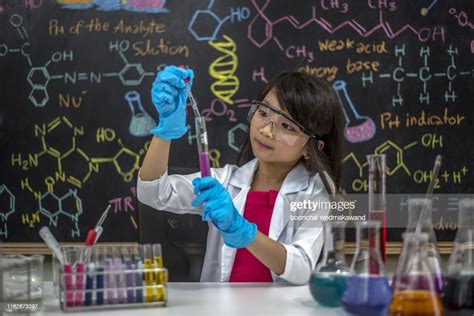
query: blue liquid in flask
[
  {"left": 342, "top": 275, "right": 392, "bottom": 316},
  {"left": 125, "top": 91, "right": 156, "bottom": 137}
]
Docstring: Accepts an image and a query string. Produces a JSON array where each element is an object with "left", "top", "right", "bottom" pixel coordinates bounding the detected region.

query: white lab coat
[{"left": 137, "top": 158, "right": 333, "bottom": 285}]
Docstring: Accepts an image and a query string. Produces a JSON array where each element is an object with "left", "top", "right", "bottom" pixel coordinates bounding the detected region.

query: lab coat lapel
[
  {"left": 221, "top": 159, "right": 258, "bottom": 280},
  {"left": 269, "top": 162, "right": 310, "bottom": 240}
]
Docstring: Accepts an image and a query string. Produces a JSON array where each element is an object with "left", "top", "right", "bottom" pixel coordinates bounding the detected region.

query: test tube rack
[{"left": 59, "top": 264, "right": 168, "bottom": 312}]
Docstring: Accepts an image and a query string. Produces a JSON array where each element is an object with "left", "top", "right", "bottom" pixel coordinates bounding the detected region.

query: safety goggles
[{"left": 248, "top": 100, "right": 318, "bottom": 147}]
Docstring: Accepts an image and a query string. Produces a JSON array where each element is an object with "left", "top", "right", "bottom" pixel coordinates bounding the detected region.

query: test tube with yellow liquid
[
  {"left": 141, "top": 244, "right": 155, "bottom": 302},
  {"left": 153, "top": 244, "right": 165, "bottom": 301}
]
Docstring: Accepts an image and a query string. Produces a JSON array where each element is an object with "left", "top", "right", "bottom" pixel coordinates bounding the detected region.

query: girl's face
[{"left": 249, "top": 89, "right": 308, "bottom": 165}]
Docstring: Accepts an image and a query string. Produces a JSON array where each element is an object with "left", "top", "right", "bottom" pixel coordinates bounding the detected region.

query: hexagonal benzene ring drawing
[
  {"left": 228, "top": 123, "right": 248, "bottom": 152},
  {"left": 59, "top": 189, "right": 83, "bottom": 237},
  {"left": 247, "top": 13, "right": 273, "bottom": 48},
  {"left": 113, "top": 147, "right": 140, "bottom": 182},
  {"left": 27, "top": 66, "right": 50, "bottom": 88},
  {"left": 38, "top": 191, "right": 62, "bottom": 226},
  {"left": 119, "top": 63, "right": 146, "bottom": 86},
  {"left": 375, "top": 140, "right": 411, "bottom": 176},
  {"left": 39, "top": 116, "right": 80, "bottom": 159},
  {"left": 188, "top": 10, "right": 222, "bottom": 41},
  {"left": 0, "top": 184, "right": 15, "bottom": 238},
  {"left": 28, "top": 86, "right": 49, "bottom": 107}
]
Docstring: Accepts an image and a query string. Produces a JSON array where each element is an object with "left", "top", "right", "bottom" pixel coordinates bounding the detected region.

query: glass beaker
[
  {"left": 367, "top": 154, "right": 387, "bottom": 263},
  {"left": 404, "top": 198, "right": 444, "bottom": 293},
  {"left": 309, "top": 221, "right": 351, "bottom": 307},
  {"left": 341, "top": 221, "right": 392, "bottom": 316},
  {"left": 390, "top": 232, "right": 443, "bottom": 315},
  {"left": 1, "top": 254, "right": 44, "bottom": 311},
  {"left": 443, "top": 198, "right": 474, "bottom": 315},
  {"left": 125, "top": 91, "right": 156, "bottom": 137}
]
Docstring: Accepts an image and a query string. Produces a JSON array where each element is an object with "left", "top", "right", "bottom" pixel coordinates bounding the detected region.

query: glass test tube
[
  {"left": 195, "top": 117, "right": 211, "bottom": 177},
  {"left": 153, "top": 244, "right": 165, "bottom": 301},
  {"left": 95, "top": 247, "right": 105, "bottom": 305},
  {"left": 132, "top": 245, "right": 144, "bottom": 303},
  {"left": 142, "top": 244, "right": 155, "bottom": 302},
  {"left": 113, "top": 247, "right": 126, "bottom": 304},
  {"left": 123, "top": 247, "right": 135, "bottom": 304}
]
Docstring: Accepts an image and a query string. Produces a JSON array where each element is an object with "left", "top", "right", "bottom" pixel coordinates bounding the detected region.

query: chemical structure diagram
[
  {"left": 188, "top": 0, "right": 251, "bottom": 41},
  {"left": 343, "top": 133, "right": 469, "bottom": 192},
  {"left": 8, "top": 116, "right": 149, "bottom": 237},
  {"left": 0, "top": 14, "right": 157, "bottom": 107},
  {"left": 0, "top": 185, "right": 15, "bottom": 238},
  {"left": 361, "top": 45, "right": 474, "bottom": 107},
  {"left": 247, "top": 0, "right": 447, "bottom": 49}
]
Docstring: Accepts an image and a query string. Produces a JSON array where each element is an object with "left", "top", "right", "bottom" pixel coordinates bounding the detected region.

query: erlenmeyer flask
[
  {"left": 443, "top": 198, "right": 474, "bottom": 315},
  {"left": 390, "top": 232, "right": 443, "bottom": 315},
  {"left": 367, "top": 154, "right": 387, "bottom": 263},
  {"left": 125, "top": 91, "right": 156, "bottom": 137},
  {"left": 309, "top": 221, "right": 351, "bottom": 307},
  {"left": 332, "top": 80, "right": 376, "bottom": 143},
  {"left": 405, "top": 198, "right": 444, "bottom": 293},
  {"left": 342, "top": 221, "right": 392, "bottom": 316}
]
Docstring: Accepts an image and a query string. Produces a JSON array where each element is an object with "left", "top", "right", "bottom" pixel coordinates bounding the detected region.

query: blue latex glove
[
  {"left": 150, "top": 66, "right": 194, "bottom": 140},
  {"left": 191, "top": 177, "right": 257, "bottom": 249}
]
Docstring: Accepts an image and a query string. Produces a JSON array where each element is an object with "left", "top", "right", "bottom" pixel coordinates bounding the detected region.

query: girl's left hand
[{"left": 191, "top": 177, "right": 257, "bottom": 248}]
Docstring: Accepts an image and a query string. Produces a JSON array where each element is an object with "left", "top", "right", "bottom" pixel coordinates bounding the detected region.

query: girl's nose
[{"left": 259, "top": 121, "right": 274, "bottom": 138}]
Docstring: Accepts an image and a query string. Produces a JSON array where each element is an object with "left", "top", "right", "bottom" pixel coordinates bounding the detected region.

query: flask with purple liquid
[
  {"left": 403, "top": 198, "right": 444, "bottom": 293},
  {"left": 341, "top": 220, "right": 392, "bottom": 316}
]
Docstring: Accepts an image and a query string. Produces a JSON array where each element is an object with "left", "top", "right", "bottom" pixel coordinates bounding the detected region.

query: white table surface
[{"left": 35, "top": 281, "right": 345, "bottom": 316}]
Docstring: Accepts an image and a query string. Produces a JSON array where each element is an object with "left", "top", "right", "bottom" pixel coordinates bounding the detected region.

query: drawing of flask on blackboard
[
  {"left": 332, "top": 80, "right": 376, "bottom": 143},
  {"left": 125, "top": 91, "right": 156, "bottom": 137}
]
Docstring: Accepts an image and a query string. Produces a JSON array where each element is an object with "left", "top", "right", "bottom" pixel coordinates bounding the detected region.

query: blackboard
[{"left": 1, "top": 0, "right": 472, "bottom": 247}]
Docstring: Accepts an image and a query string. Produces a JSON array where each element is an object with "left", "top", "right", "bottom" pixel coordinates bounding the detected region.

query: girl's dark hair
[{"left": 237, "top": 71, "right": 344, "bottom": 194}]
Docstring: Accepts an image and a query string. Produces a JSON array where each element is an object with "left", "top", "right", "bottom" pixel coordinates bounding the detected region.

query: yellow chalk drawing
[{"left": 208, "top": 35, "right": 239, "bottom": 104}]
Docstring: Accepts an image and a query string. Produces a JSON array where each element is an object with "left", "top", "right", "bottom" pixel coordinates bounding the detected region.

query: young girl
[{"left": 137, "top": 66, "right": 343, "bottom": 285}]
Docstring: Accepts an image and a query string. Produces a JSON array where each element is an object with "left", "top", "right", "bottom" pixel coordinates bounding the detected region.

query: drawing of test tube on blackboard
[
  {"left": 57, "top": 0, "right": 93, "bottom": 9},
  {"left": 93, "top": 0, "right": 121, "bottom": 11},
  {"left": 125, "top": 91, "right": 156, "bottom": 137},
  {"left": 332, "top": 80, "right": 376, "bottom": 143}
]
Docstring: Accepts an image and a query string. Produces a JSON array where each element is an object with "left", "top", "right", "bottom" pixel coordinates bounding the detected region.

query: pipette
[
  {"left": 415, "top": 155, "right": 442, "bottom": 235},
  {"left": 179, "top": 66, "right": 211, "bottom": 177},
  {"left": 179, "top": 66, "right": 201, "bottom": 120},
  {"left": 39, "top": 226, "right": 64, "bottom": 265},
  {"left": 85, "top": 204, "right": 111, "bottom": 246},
  {"left": 81, "top": 204, "right": 111, "bottom": 263}
]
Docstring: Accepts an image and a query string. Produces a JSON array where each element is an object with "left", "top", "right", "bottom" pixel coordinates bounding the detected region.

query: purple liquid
[
  {"left": 392, "top": 274, "right": 444, "bottom": 294},
  {"left": 199, "top": 152, "right": 211, "bottom": 177},
  {"left": 342, "top": 275, "right": 392, "bottom": 316}
]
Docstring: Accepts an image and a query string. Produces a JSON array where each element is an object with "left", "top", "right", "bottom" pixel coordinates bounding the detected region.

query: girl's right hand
[{"left": 150, "top": 66, "right": 194, "bottom": 140}]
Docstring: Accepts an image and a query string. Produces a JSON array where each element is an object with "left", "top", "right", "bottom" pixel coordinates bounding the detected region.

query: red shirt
[{"left": 229, "top": 190, "right": 279, "bottom": 282}]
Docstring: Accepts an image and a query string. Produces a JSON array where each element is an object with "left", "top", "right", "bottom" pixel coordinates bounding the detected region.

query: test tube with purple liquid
[
  {"left": 195, "top": 117, "right": 211, "bottom": 177},
  {"left": 181, "top": 67, "right": 211, "bottom": 178}
]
